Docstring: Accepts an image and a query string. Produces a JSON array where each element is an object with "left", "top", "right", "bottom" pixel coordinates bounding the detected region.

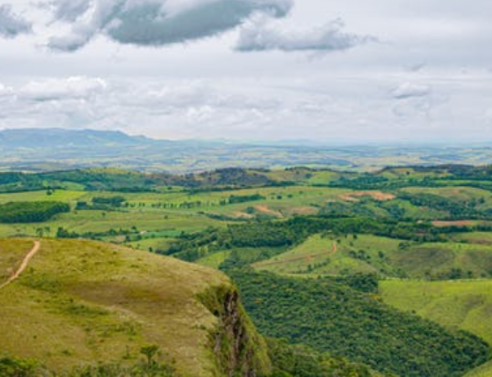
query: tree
[{"left": 141, "top": 345, "right": 160, "bottom": 366}]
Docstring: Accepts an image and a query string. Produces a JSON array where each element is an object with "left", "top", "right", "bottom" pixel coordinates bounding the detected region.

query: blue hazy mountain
[{"left": 0, "top": 128, "right": 491, "bottom": 173}]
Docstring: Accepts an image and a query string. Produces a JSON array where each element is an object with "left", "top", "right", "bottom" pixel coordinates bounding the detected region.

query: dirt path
[
  {"left": 257, "top": 241, "right": 338, "bottom": 268},
  {"left": 0, "top": 240, "right": 41, "bottom": 290}
]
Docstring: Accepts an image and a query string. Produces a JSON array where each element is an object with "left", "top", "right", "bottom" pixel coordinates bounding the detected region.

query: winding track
[{"left": 0, "top": 240, "right": 41, "bottom": 290}]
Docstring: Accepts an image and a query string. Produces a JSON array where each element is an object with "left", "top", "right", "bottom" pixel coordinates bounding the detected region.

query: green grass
[
  {"left": 0, "top": 208, "right": 225, "bottom": 239},
  {"left": 380, "top": 279, "right": 492, "bottom": 344},
  {"left": 391, "top": 242, "right": 492, "bottom": 279},
  {"left": 255, "top": 234, "right": 403, "bottom": 277},
  {"left": 0, "top": 238, "right": 265, "bottom": 377},
  {"left": 0, "top": 190, "right": 86, "bottom": 204},
  {"left": 255, "top": 234, "right": 492, "bottom": 279},
  {"left": 196, "top": 250, "right": 232, "bottom": 269},
  {"left": 452, "top": 231, "right": 492, "bottom": 244},
  {"left": 465, "top": 360, "right": 492, "bottom": 377},
  {"left": 401, "top": 186, "right": 492, "bottom": 210}
]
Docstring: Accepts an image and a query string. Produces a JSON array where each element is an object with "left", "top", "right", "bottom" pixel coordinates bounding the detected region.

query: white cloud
[
  {"left": 392, "top": 82, "right": 431, "bottom": 100},
  {"left": 0, "top": 4, "right": 31, "bottom": 38},
  {"left": 236, "top": 16, "right": 374, "bottom": 52},
  {"left": 0, "top": 0, "right": 491, "bottom": 144},
  {"left": 20, "top": 76, "right": 107, "bottom": 101},
  {"left": 0, "top": 75, "right": 489, "bottom": 143},
  {"left": 46, "top": 0, "right": 293, "bottom": 51}
]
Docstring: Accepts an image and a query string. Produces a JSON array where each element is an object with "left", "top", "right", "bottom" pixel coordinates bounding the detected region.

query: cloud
[
  {"left": 392, "top": 82, "right": 432, "bottom": 99},
  {"left": 1, "top": 75, "right": 492, "bottom": 143},
  {"left": 50, "top": 0, "right": 92, "bottom": 22},
  {"left": 235, "top": 16, "right": 374, "bottom": 52},
  {"left": 20, "top": 77, "right": 108, "bottom": 101},
  {"left": 0, "top": 4, "right": 32, "bottom": 38},
  {"left": 47, "top": 0, "right": 293, "bottom": 52}
]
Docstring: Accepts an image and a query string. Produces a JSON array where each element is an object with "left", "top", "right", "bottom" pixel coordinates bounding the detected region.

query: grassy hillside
[
  {"left": 254, "top": 233, "right": 492, "bottom": 279},
  {"left": 0, "top": 239, "right": 271, "bottom": 377},
  {"left": 254, "top": 234, "right": 401, "bottom": 276},
  {"left": 380, "top": 279, "right": 492, "bottom": 344}
]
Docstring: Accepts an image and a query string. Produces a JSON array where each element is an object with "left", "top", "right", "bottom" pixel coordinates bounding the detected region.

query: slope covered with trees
[{"left": 230, "top": 270, "right": 490, "bottom": 377}]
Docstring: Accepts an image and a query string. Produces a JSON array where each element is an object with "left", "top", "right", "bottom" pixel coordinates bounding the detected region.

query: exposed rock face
[{"left": 199, "top": 284, "right": 272, "bottom": 377}]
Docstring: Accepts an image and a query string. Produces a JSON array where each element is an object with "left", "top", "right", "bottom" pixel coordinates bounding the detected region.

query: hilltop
[{"left": 0, "top": 238, "right": 271, "bottom": 377}]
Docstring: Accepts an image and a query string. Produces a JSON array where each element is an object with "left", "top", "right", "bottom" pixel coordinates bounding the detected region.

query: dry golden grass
[
  {"left": 0, "top": 239, "right": 34, "bottom": 282},
  {"left": 0, "top": 238, "right": 233, "bottom": 377}
]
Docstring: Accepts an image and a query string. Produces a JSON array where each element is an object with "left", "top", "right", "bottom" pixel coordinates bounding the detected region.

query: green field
[
  {"left": 381, "top": 279, "right": 492, "bottom": 344},
  {"left": 401, "top": 186, "right": 492, "bottom": 210},
  {"left": 255, "top": 233, "right": 492, "bottom": 279},
  {"left": 196, "top": 250, "right": 232, "bottom": 269},
  {"left": 452, "top": 231, "right": 492, "bottom": 244}
]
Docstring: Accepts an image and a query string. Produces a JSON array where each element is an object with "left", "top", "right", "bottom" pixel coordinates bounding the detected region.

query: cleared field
[
  {"left": 254, "top": 233, "right": 492, "bottom": 279},
  {"left": 402, "top": 186, "right": 492, "bottom": 210},
  {"left": 0, "top": 209, "right": 225, "bottom": 239},
  {"left": 0, "top": 186, "right": 354, "bottom": 238},
  {"left": 380, "top": 279, "right": 492, "bottom": 344},
  {"left": 255, "top": 234, "right": 403, "bottom": 276},
  {"left": 0, "top": 190, "right": 86, "bottom": 204},
  {"left": 391, "top": 242, "right": 492, "bottom": 279},
  {"left": 452, "top": 231, "right": 492, "bottom": 245}
]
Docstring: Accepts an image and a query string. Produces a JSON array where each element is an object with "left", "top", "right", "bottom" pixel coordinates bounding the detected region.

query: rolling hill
[
  {"left": 3, "top": 128, "right": 492, "bottom": 172},
  {"left": 0, "top": 238, "right": 271, "bottom": 377}
]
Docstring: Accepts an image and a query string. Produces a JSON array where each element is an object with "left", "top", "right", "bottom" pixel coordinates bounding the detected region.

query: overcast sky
[{"left": 0, "top": 0, "right": 491, "bottom": 143}]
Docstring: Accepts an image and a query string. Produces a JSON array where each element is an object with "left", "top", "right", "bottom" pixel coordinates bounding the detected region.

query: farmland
[{"left": 3, "top": 164, "right": 492, "bottom": 376}]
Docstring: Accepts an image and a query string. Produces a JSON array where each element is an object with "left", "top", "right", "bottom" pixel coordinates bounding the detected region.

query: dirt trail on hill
[
  {"left": 0, "top": 240, "right": 41, "bottom": 290},
  {"left": 258, "top": 241, "right": 338, "bottom": 268}
]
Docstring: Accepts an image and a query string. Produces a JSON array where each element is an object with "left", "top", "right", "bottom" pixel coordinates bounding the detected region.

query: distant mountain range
[
  {"left": 0, "top": 128, "right": 153, "bottom": 149},
  {"left": 1, "top": 128, "right": 492, "bottom": 173}
]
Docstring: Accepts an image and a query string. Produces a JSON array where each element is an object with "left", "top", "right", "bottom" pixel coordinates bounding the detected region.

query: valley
[{"left": 2, "top": 164, "right": 492, "bottom": 376}]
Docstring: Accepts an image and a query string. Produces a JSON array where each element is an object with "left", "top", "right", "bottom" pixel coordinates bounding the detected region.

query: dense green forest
[
  {"left": 266, "top": 338, "right": 391, "bottom": 377},
  {"left": 229, "top": 270, "right": 489, "bottom": 377},
  {"left": 0, "top": 201, "right": 70, "bottom": 223}
]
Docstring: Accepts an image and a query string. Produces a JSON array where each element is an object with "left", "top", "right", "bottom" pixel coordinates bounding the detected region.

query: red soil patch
[
  {"left": 253, "top": 205, "right": 283, "bottom": 218},
  {"left": 432, "top": 220, "right": 475, "bottom": 228},
  {"left": 287, "top": 206, "right": 318, "bottom": 216},
  {"left": 340, "top": 191, "right": 395, "bottom": 202}
]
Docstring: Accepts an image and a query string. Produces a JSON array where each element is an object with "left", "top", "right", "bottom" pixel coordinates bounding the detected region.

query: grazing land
[
  {"left": 3, "top": 164, "right": 492, "bottom": 376},
  {"left": 0, "top": 238, "right": 270, "bottom": 377}
]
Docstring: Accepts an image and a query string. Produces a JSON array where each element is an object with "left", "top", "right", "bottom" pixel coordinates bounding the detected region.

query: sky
[{"left": 0, "top": 0, "right": 491, "bottom": 143}]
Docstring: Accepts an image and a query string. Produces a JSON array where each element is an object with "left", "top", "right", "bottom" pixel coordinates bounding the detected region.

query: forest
[
  {"left": 0, "top": 201, "right": 70, "bottom": 223},
  {"left": 230, "top": 270, "right": 489, "bottom": 377}
]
